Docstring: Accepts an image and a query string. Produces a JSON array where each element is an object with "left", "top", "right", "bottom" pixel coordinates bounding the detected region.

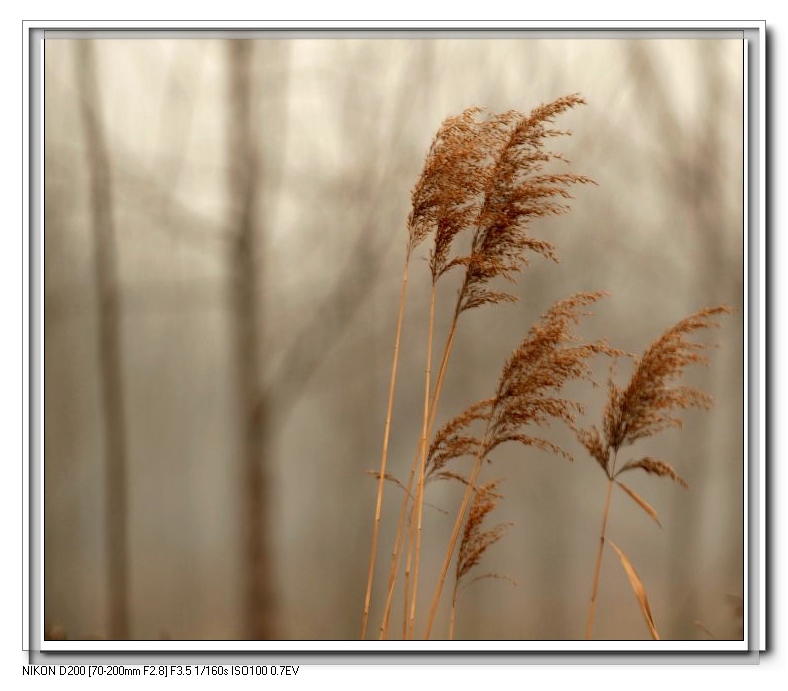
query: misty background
[{"left": 44, "top": 36, "right": 744, "bottom": 642}]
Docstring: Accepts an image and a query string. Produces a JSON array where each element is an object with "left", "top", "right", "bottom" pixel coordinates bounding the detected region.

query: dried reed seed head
[
  {"left": 577, "top": 305, "right": 732, "bottom": 478},
  {"left": 427, "top": 292, "right": 615, "bottom": 474},
  {"left": 576, "top": 426, "right": 608, "bottom": 473},
  {"left": 431, "top": 469, "right": 472, "bottom": 486},
  {"left": 487, "top": 292, "right": 618, "bottom": 458},
  {"left": 603, "top": 306, "right": 732, "bottom": 452},
  {"left": 456, "top": 479, "right": 513, "bottom": 583},
  {"left": 456, "top": 96, "right": 594, "bottom": 313},
  {"left": 407, "top": 96, "right": 592, "bottom": 295},
  {"left": 427, "top": 434, "right": 482, "bottom": 483},
  {"left": 427, "top": 398, "right": 494, "bottom": 480},
  {"left": 494, "top": 292, "right": 613, "bottom": 399},
  {"left": 425, "top": 111, "right": 530, "bottom": 280},
  {"left": 408, "top": 107, "right": 497, "bottom": 259},
  {"left": 615, "top": 457, "right": 689, "bottom": 488}
]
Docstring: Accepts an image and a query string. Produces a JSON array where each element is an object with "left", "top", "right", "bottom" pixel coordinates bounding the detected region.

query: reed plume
[
  {"left": 579, "top": 305, "right": 732, "bottom": 640},
  {"left": 363, "top": 106, "right": 496, "bottom": 638},
  {"left": 454, "top": 95, "right": 594, "bottom": 315},
  {"left": 365, "top": 94, "right": 735, "bottom": 642},
  {"left": 401, "top": 97, "right": 593, "bottom": 639},
  {"left": 449, "top": 478, "right": 514, "bottom": 639},
  {"left": 423, "top": 292, "right": 617, "bottom": 638},
  {"left": 367, "top": 95, "right": 595, "bottom": 640}
]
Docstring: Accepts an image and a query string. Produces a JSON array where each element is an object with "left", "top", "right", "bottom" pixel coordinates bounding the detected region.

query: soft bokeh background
[{"left": 44, "top": 36, "right": 744, "bottom": 642}]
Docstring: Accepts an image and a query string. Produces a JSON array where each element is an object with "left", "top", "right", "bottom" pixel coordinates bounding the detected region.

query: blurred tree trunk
[
  {"left": 226, "top": 40, "right": 278, "bottom": 640},
  {"left": 76, "top": 40, "right": 130, "bottom": 640}
]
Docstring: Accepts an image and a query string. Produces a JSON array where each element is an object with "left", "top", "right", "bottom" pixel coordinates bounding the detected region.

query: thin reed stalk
[
  {"left": 378, "top": 319, "right": 458, "bottom": 639},
  {"left": 407, "top": 285, "right": 438, "bottom": 638},
  {"left": 403, "top": 506, "right": 415, "bottom": 639},
  {"left": 425, "top": 425, "right": 491, "bottom": 638},
  {"left": 369, "top": 103, "right": 479, "bottom": 638},
  {"left": 448, "top": 590, "right": 458, "bottom": 640},
  {"left": 379, "top": 455, "right": 416, "bottom": 639},
  {"left": 360, "top": 256, "right": 411, "bottom": 640},
  {"left": 378, "top": 105, "right": 495, "bottom": 638},
  {"left": 585, "top": 469, "right": 615, "bottom": 640}
]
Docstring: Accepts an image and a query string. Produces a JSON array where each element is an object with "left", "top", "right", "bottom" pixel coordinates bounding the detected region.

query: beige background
[{"left": 44, "top": 37, "right": 744, "bottom": 641}]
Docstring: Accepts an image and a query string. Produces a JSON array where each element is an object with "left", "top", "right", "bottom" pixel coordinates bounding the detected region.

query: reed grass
[
  {"left": 362, "top": 95, "right": 733, "bottom": 641},
  {"left": 374, "top": 97, "right": 594, "bottom": 639},
  {"left": 424, "top": 292, "right": 617, "bottom": 638},
  {"left": 577, "top": 306, "right": 732, "bottom": 640}
]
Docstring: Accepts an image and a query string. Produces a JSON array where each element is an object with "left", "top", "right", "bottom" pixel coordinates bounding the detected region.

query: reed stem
[
  {"left": 406, "top": 284, "right": 437, "bottom": 638},
  {"left": 360, "top": 256, "right": 410, "bottom": 640},
  {"left": 585, "top": 456, "right": 616, "bottom": 640},
  {"left": 424, "top": 418, "right": 492, "bottom": 639},
  {"left": 379, "top": 317, "right": 458, "bottom": 638}
]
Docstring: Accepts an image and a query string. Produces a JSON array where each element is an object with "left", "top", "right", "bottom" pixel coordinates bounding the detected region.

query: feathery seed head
[{"left": 578, "top": 305, "right": 732, "bottom": 479}]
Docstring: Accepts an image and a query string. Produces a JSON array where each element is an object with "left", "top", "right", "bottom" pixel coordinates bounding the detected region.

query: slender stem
[
  {"left": 585, "top": 455, "right": 617, "bottom": 640},
  {"left": 402, "top": 508, "right": 415, "bottom": 638},
  {"left": 379, "top": 484, "right": 409, "bottom": 639},
  {"left": 379, "top": 494, "right": 407, "bottom": 639},
  {"left": 429, "top": 319, "right": 459, "bottom": 434},
  {"left": 378, "top": 316, "right": 459, "bottom": 638},
  {"left": 424, "top": 420, "right": 492, "bottom": 640},
  {"left": 406, "top": 284, "right": 437, "bottom": 638},
  {"left": 361, "top": 256, "right": 410, "bottom": 640},
  {"left": 448, "top": 581, "right": 459, "bottom": 640},
  {"left": 379, "top": 440, "right": 421, "bottom": 639},
  {"left": 423, "top": 458, "right": 483, "bottom": 639}
]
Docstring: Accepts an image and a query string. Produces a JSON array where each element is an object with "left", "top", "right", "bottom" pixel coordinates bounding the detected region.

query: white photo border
[{"left": 23, "top": 20, "right": 765, "bottom": 663}]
